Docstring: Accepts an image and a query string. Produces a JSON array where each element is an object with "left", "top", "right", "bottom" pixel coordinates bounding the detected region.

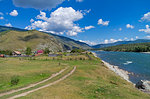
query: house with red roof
[{"left": 37, "top": 50, "right": 44, "bottom": 54}]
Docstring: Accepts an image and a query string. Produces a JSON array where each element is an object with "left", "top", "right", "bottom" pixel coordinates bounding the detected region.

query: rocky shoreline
[
  {"left": 91, "top": 52, "right": 150, "bottom": 93},
  {"left": 92, "top": 52, "right": 131, "bottom": 83},
  {"left": 101, "top": 60, "right": 131, "bottom": 83}
]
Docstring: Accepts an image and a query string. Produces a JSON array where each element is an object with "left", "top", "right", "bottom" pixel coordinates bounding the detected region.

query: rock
[{"left": 135, "top": 80, "right": 150, "bottom": 91}]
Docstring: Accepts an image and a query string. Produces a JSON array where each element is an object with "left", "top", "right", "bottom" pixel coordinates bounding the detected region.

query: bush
[
  {"left": 25, "top": 47, "right": 32, "bottom": 55},
  {"left": 44, "top": 48, "right": 50, "bottom": 54},
  {"left": 71, "top": 48, "right": 85, "bottom": 53},
  {"left": 11, "top": 76, "right": 20, "bottom": 86}
]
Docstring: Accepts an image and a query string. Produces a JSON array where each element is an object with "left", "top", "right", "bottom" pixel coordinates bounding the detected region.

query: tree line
[{"left": 100, "top": 42, "right": 150, "bottom": 52}]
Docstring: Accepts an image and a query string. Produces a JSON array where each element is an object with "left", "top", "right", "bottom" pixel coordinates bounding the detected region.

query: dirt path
[
  {"left": 8, "top": 66, "right": 76, "bottom": 99},
  {"left": 0, "top": 67, "right": 68, "bottom": 97}
]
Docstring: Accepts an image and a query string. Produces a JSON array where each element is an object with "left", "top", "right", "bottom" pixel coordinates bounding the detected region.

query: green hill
[
  {"left": 0, "top": 26, "right": 91, "bottom": 51},
  {"left": 0, "top": 30, "right": 63, "bottom": 52},
  {"left": 101, "top": 42, "right": 150, "bottom": 52}
]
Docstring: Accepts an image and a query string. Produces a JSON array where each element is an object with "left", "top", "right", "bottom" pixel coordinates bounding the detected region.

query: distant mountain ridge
[
  {"left": 0, "top": 25, "right": 91, "bottom": 51},
  {"left": 92, "top": 39, "right": 150, "bottom": 48},
  {"left": 0, "top": 25, "right": 26, "bottom": 32}
]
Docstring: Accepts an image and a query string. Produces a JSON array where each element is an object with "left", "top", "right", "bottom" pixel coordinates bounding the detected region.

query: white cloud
[
  {"left": 0, "top": 12, "right": 3, "bottom": 15},
  {"left": 30, "top": 19, "right": 34, "bottom": 23},
  {"left": 119, "top": 28, "right": 122, "bottom": 31},
  {"left": 79, "top": 40, "right": 97, "bottom": 45},
  {"left": 13, "top": 0, "right": 67, "bottom": 10},
  {"left": 140, "top": 12, "right": 150, "bottom": 21},
  {"left": 10, "top": 10, "right": 18, "bottom": 16},
  {"left": 84, "top": 26, "right": 95, "bottom": 30},
  {"left": 5, "top": 23, "right": 12, "bottom": 27},
  {"left": 145, "top": 36, "right": 150, "bottom": 39},
  {"left": 139, "top": 25, "right": 150, "bottom": 33},
  {"left": 0, "top": 16, "right": 4, "bottom": 20},
  {"left": 136, "top": 36, "right": 139, "bottom": 39},
  {"left": 130, "top": 38, "right": 134, "bottom": 41},
  {"left": 103, "top": 38, "right": 122, "bottom": 44},
  {"left": 126, "top": 24, "right": 134, "bottom": 29},
  {"left": 81, "top": 9, "right": 91, "bottom": 15},
  {"left": 25, "top": 7, "right": 88, "bottom": 36},
  {"left": 76, "top": 0, "right": 83, "bottom": 2},
  {"left": 98, "top": 19, "right": 109, "bottom": 26}
]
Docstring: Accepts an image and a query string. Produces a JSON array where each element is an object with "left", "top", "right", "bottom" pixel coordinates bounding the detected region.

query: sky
[{"left": 1, "top": 0, "right": 150, "bottom": 45}]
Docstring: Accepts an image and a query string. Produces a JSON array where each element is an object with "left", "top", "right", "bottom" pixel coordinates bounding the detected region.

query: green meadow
[{"left": 0, "top": 54, "right": 150, "bottom": 99}]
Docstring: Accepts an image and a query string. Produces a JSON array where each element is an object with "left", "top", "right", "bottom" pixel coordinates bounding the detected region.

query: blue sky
[{"left": 0, "top": 0, "right": 150, "bottom": 45}]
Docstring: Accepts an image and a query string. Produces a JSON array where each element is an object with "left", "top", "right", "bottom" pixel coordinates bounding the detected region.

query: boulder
[{"left": 135, "top": 80, "right": 150, "bottom": 90}]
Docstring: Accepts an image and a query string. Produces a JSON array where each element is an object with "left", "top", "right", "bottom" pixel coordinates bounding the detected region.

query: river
[{"left": 94, "top": 51, "right": 150, "bottom": 84}]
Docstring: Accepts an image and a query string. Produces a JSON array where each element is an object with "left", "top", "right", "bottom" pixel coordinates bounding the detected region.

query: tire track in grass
[
  {"left": 0, "top": 67, "right": 68, "bottom": 97},
  {"left": 8, "top": 66, "right": 76, "bottom": 99}
]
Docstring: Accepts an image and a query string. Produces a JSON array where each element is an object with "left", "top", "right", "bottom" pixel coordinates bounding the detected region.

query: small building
[
  {"left": 0, "top": 54, "right": 5, "bottom": 58},
  {"left": 13, "top": 51, "right": 21, "bottom": 56},
  {"left": 66, "top": 50, "right": 71, "bottom": 53},
  {"left": 37, "top": 50, "right": 44, "bottom": 54}
]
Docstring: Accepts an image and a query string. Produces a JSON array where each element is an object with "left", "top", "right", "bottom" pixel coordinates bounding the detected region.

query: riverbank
[
  {"left": 102, "top": 60, "right": 131, "bottom": 83},
  {"left": 91, "top": 52, "right": 131, "bottom": 83},
  {"left": 91, "top": 51, "right": 150, "bottom": 94}
]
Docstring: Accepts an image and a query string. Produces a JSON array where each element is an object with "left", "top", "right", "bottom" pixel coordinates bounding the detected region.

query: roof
[
  {"left": 37, "top": 50, "right": 44, "bottom": 53},
  {"left": 14, "top": 51, "right": 21, "bottom": 54}
]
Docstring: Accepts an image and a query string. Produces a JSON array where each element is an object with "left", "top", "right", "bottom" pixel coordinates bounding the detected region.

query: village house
[
  {"left": 0, "top": 54, "right": 5, "bottom": 58},
  {"left": 37, "top": 50, "right": 44, "bottom": 54},
  {"left": 12, "top": 51, "right": 22, "bottom": 56}
]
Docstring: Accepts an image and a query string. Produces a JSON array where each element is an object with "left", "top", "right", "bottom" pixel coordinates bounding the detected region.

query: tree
[
  {"left": 71, "top": 48, "right": 85, "bottom": 53},
  {"left": 44, "top": 48, "right": 50, "bottom": 54},
  {"left": 25, "top": 47, "right": 32, "bottom": 55}
]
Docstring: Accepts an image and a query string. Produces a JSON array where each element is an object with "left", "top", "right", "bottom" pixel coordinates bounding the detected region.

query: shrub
[
  {"left": 44, "top": 48, "right": 50, "bottom": 54},
  {"left": 71, "top": 48, "right": 85, "bottom": 53},
  {"left": 11, "top": 76, "right": 20, "bottom": 86},
  {"left": 25, "top": 47, "right": 32, "bottom": 55}
]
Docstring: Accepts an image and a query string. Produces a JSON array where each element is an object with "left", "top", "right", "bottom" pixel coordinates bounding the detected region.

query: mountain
[
  {"left": 49, "top": 33, "right": 91, "bottom": 50},
  {"left": 0, "top": 26, "right": 91, "bottom": 51},
  {"left": 0, "top": 25, "right": 26, "bottom": 32},
  {"left": 92, "top": 39, "right": 150, "bottom": 49}
]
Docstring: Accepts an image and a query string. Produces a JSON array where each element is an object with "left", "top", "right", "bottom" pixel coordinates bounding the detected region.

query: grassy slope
[
  {"left": 2, "top": 55, "right": 147, "bottom": 99},
  {"left": 50, "top": 33, "right": 91, "bottom": 50},
  {"left": 0, "top": 30, "right": 91, "bottom": 51},
  {"left": 0, "top": 30, "right": 63, "bottom": 51},
  {"left": 0, "top": 57, "right": 65, "bottom": 93}
]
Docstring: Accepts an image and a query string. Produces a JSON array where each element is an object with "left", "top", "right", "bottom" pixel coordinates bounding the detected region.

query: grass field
[{"left": 0, "top": 54, "right": 150, "bottom": 99}]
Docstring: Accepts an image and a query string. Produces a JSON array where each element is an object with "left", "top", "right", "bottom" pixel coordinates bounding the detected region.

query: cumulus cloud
[
  {"left": 13, "top": 0, "right": 67, "bottom": 10},
  {"left": 139, "top": 25, "right": 150, "bottom": 33},
  {"left": 98, "top": 19, "right": 109, "bottom": 26},
  {"left": 0, "top": 16, "right": 4, "bottom": 20},
  {"left": 30, "top": 19, "right": 34, "bottom": 23},
  {"left": 103, "top": 38, "right": 122, "bottom": 44},
  {"left": 25, "top": 7, "right": 88, "bottom": 36},
  {"left": 5, "top": 23, "right": 12, "bottom": 27},
  {"left": 76, "top": 0, "right": 83, "bottom": 2},
  {"left": 79, "top": 40, "right": 97, "bottom": 45},
  {"left": 140, "top": 12, "right": 150, "bottom": 21},
  {"left": 84, "top": 26, "right": 95, "bottom": 30},
  {"left": 10, "top": 10, "right": 18, "bottom": 16},
  {"left": 126, "top": 24, "right": 134, "bottom": 29}
]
